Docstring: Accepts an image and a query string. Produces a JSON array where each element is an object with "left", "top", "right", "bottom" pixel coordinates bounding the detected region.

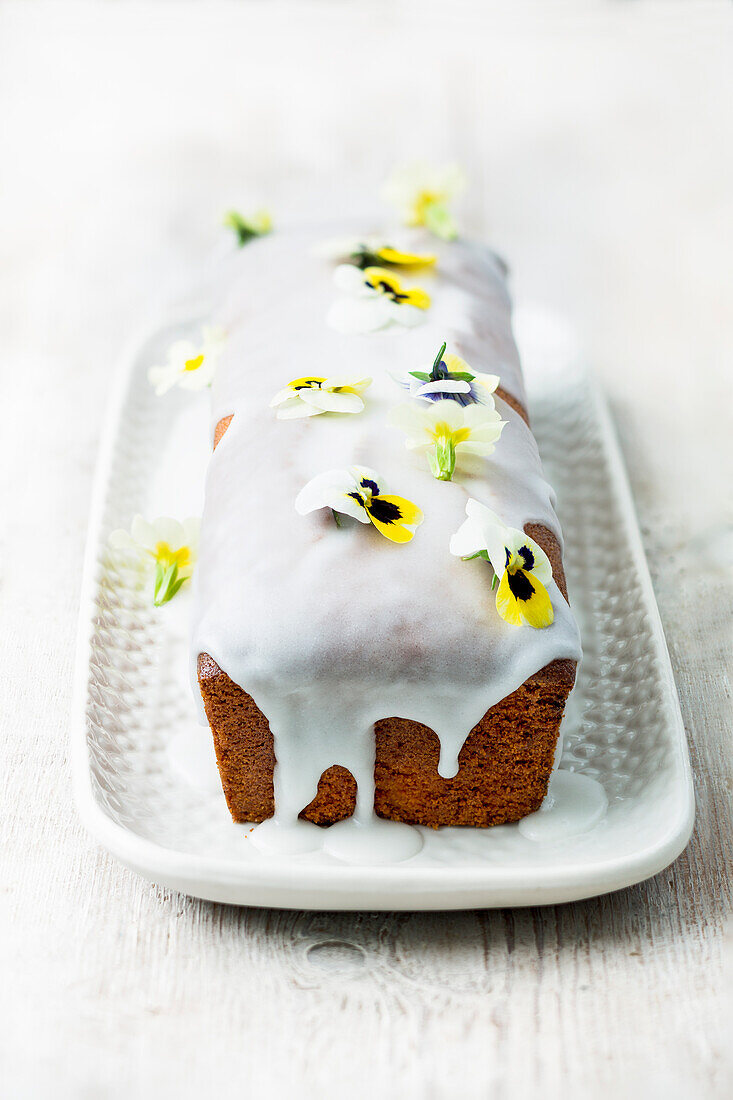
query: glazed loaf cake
[{"left": 192, "top": 225, "right": 581, "bottom": 829}]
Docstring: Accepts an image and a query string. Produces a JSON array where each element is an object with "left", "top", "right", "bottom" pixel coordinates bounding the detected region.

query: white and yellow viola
[
  {"left": 270, "top": 373, "right": 372, "bottom": 419},
  {"left": 295, "top": 466, "right": 423, "bottom": 544},
  {"left": 450, "top": 500, "right": 554, "bottom": 629},
  {"left": 327, "top": 264, "right": 431, "bottom": 334}
]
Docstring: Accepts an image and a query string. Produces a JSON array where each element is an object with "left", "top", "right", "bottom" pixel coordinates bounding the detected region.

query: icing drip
[{"left": 191, "top": 225, "right": 582, "bottom": 843}]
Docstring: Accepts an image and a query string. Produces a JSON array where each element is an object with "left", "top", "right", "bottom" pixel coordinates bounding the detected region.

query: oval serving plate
[{"left": 71, "top": 307, "right": 694, "bottom": 910}]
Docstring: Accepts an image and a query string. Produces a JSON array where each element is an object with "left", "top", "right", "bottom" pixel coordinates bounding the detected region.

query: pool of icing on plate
[{"left": 166, "top": 704, "right": 608, "bottom": 864}]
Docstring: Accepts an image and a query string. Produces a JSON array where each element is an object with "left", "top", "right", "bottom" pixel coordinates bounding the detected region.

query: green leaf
[
  {"left": 153, "top": 561, "right": 188, "bottom": 606},
  {"left": 409, "top": 371, "right": 431, "bottom": 382},
  {"left": 168, "top": 577, "right": 186, "bottom": 600},
  {"left": 224, "top": 209, "right": 272, "bottom": 247},
  {"left": 463, "top": 549, "right": 490, "bottom": 562},
  {"left": 491, "top": 573, "right": 499, "bottom": 591},
  {"left": 449, "top": 372, "right": 476, "bottom": 382},
  {"left": 351, "top": 249, "right": 382, "bottom": 269},
  {"left": 331, "top": 509, "right": 343, "bottom": 528},
  {"left": 431, "top": 341, "right": 447, "bottom": 375}
]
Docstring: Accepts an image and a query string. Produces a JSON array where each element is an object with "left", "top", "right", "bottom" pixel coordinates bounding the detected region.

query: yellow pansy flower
[
  {"left": 450, "top": 500, "right": 554, "bottom": 629},
  {"left": 295, "top": 466, "right": 423, "bottom": 544}
]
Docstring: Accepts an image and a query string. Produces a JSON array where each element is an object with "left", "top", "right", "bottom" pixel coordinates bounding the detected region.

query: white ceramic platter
[{"left": 72, "top": 306, "right": 694, "bottom": 910}]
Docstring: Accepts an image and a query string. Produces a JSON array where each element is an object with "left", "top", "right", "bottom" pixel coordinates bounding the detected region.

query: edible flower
[
  {"left": 147, "top": 326, "right": 225, "bottom": 396},
  {"left": 450, "top": 500, "right": 554, "bottom": 628},
  {"left": 108, "top": 516, "right": 200, "bottom": 607},
  {"left": 295, "top": 466, "right": 423, "bottom": 544},
  {"left": 270, "top": 373, "right": 372, "bottom": 419},
  {"left": 381, "top": 162, "right": 465, "bottom": 240},
  {"left": 396, "top": 342, "right": 500, "bottom": 406},
  {"left": 388, "top": 399, "right": 505, "bottom": 481},
  {"left": 327, "top": 264, "right": 431, "bottom": 334},
  {"left": 223, "top": 209, "right": 273, "bottom": 246},
  {"left": 317, "top": 236, "right": 436, "bottom": 270}
]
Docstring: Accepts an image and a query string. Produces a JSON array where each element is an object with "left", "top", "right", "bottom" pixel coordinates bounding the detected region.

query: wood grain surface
[{"left": 1, "top": 2, "right": 731, "bottom": 1097}]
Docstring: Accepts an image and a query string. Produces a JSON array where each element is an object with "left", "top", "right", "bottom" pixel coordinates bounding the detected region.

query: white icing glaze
[
  {"left": 191, "top": 225, "right": 582, "bottom": 841},
  {"left": 517, "top": 771, "right": 608, "bottom": 842}
]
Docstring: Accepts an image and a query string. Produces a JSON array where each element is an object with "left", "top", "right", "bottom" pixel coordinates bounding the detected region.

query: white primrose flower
[
  {"left": 388, "top": 399, "right": 505, "bottom": 481},
  {"left": 270, "top": 373, "right": 372, "bottom": 419},
  {"left": 295, "top": 465, "right": 423, "bottom": 544},
  {"left": 108, "top": 515, "right": 200, "bottom": 606},
  {"left": 394, "top": 342, "right": 500, "bottom": 407},
  {"left": 381, "top": 162, "right": 466, "bottom": 240},
  {"left": 450, "top": 499, "right": 554, "bottom": 628},
  {"left": 327, "top": 264, "right": 431, "bottom": 335},
  {"left": 147, "top": 326, "right": 225, "bottom": 396},
  {"left": 315, "top": 236, "right": 436, "bottom": 270}
]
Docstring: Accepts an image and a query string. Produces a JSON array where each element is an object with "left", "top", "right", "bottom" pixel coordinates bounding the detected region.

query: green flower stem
[
  {"left": 430, "top": 341, "right": 447, "bottom": 378},
  {"left": 153, "top": 561, "right": 187, "bottom": 607},
  {"left": 429, "top": 436, "right": 456, "bottom": 481}
]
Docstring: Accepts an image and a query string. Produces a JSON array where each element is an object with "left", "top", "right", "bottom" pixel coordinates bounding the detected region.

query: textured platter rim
[{"left": 71, "top": 318, "right": 695, "bottom": 911}]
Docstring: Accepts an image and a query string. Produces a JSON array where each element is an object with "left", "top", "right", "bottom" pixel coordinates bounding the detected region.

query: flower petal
[
  {"left": 333, "top": 264, "right": 374, "bottom": 297},
  {"left": 402, "top": 288, "right": 431, "bottom": 310},
  {"left": 324, "top": 374, "right": 372, "bottom": 395},
  {"left": 495, "top": 571, "right": 526, "bottom": 626},
  {"left": 474, "top": 371, "right": 501, "bottom": 396},
  {"left": 503, "top": 527, "right": 554, "bottom": 586},
  {"left": 299, "top": 389, "right": 364, "bottom": 414},
  {"left": 152, "top": 517, "right": 186, "bottom": 549},
  {"left": 295, "top": 470, "right": 353, "bottom": 514},
  {"left": 276, "top": 400, "right": 322, "bottom": 419},
  {"left": 130, "top": 515, "right": 156, "bottom": 550},
  {"left": 376, "top": 246, "right": 436, "bottom": 267},
  {"left": 368, "top": 516, "right": 417, "bottom": 543},
  {"left": 270, "top": 386, "right": 296, "bottom": 407},
  {"left": 497, "top": 569, "right": 554, "bottom": 628},
  {"left": 449, "top": 515, "right": 486, "bottom": 559},
  {"left": 295, "top": 469, "right": 370, "bottom": 522},
  {"left": 415, "top": 379, "right": 471, "bottom": 396}
]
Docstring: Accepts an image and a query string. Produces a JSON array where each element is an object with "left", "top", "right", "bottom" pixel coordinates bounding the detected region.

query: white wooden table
[{"left": 1, "top": 2, "right": 731, "bottom": 1096}]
